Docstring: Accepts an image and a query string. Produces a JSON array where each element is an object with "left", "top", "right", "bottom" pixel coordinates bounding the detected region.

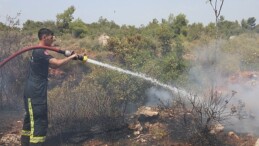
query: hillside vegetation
[{"left": 1, "top": 6, "right": 259, "bottom": 145}]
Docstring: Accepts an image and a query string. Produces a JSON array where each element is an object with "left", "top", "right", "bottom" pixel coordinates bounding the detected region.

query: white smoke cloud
[
  {"left": 145, "top": 87, "right": 173, "bottom": 107},
  {"left": 188, "top": 41, "right": 259, "bottom": 135},
  {"left": 226, "top": 82, "right": 259, "bottom": 135},
  {"left": 143, "top": 39, "right": 259, "bottom": 135},
  {"left": 188, "top": 41, "right": 241, "bottom": 91}
]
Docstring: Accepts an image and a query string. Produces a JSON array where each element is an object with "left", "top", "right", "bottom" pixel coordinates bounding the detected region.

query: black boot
[
  {"left": 21, "top": 135, "right": 30, "bottom": 146},
  {"left": 30, "top": 142, "right": 44, "bottom": 146}
]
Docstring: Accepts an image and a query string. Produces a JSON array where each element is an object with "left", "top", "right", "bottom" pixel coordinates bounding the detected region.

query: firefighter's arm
[{"left": 49, "top": 53, "right": 77, "bottom": 69}]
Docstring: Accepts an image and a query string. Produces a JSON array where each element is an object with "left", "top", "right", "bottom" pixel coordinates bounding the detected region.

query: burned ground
[{"left": 1, "top": 106, "right": 258, "bottom": 146}]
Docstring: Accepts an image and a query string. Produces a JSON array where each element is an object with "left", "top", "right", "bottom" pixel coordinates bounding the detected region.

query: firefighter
[{"left": 21, "top": 28, "right": 78, "bottom": 146}]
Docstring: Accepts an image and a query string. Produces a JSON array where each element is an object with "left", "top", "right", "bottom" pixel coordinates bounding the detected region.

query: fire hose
[{"left": 0, "top": 46, "right": 88, "bottom": 68}]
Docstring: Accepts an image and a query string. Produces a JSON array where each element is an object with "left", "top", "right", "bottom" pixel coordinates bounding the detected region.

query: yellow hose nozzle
[{"left": 82, "top": 56, "right": 88, "bottom": 63}]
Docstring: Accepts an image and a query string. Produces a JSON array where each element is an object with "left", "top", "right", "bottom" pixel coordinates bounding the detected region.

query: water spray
[{"left": 87, "top": 59, "right": 188, "bottom": 96}]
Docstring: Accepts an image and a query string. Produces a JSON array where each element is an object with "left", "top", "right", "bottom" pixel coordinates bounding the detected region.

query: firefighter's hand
[
  {"left": 76, "top": 53, "right": 88, "bottom": 62},
  {"left": 64, "top": 50, "right": 75, "bottom": 57},
  {"left": 69, "top": 53, "right": 78, "bottom": 60}
]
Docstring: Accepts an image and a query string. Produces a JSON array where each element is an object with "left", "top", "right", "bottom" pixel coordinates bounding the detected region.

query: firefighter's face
[{"left": 43, "top": 35, "right": 55, "bottom": 46}]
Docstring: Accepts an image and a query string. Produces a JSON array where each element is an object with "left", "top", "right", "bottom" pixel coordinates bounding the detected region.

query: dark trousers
[{"left": 21, "top": 97, "right": 48, "bottom": 146}]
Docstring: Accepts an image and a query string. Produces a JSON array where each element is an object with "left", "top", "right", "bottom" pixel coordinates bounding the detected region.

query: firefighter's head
[{"left": 38, "top": 28, "right": 55, "bottom": 46}]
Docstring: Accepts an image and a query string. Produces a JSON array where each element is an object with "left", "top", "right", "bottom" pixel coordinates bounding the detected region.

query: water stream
[{"left": 87, "top": 59, "right": 189, "bottom": 96}]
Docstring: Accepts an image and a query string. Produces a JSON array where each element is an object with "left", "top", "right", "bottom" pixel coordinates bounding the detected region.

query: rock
[
  {"left": 139, "top": 138, "right": 146, "bottom": 143},
  {"left": 136, "top": 106, "right": 159, "bottom": 122},
  {"left": 228, "top": 131, "right": 239, "bottom": 140},
  {"left": 209, "top": 123, "right": 224, "bottom": 134},
  {"left": 0, "top": 134, "right": 20, "bottom": 146},
  {"left": 137, "top": 106, "right": 159, "bottom": 116},
  {"left": 133, "top": 131, "right": 140, "bottom": 135},
  {"left": 98, "top": 34, "right": 110, "bottom": 46},
  {"left": 140, "top": 110, "right": 159, "bottom": 117},
  {"left": 255, "top": 138, "right": 259, "bottom": 146},
  {"left": 128, "top": 120, "right": 143, "bottom": 136},
  {"left": 229, "top": 36, "right": 236, "bottom": 40},
  {"left": 144, "top": 122, "right": 150, "bottom": 129},
  {"left": 128, "top": 121, "right": 142, "bottom": 131}
]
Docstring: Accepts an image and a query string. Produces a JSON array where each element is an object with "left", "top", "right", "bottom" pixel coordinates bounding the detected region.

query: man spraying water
[
  {"left": 21, "top": 28, "right": 81, "bottom": 146},
  {"left": 0, "top": 28, "right": 189, "bottom": 146}
]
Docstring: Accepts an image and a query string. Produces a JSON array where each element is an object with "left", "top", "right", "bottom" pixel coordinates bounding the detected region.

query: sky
[{"left": 0, "top": 0, "right": 258, "bottom": 27}]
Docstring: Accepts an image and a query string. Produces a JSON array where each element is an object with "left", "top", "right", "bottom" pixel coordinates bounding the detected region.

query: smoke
[
  {"left": 125, "top": 87, "right": 175, "bottom": 114},
  {"left": 188, "top": 41, "right": 259, "bottom": 135},
  {"left": 188, "top": 41, "right": 240, "bottom": 91},
  {"left": 145, "top": 87, "right": 174, "bottom": 107},
  {"left": 144, "top": 39, "right": 259, "bottom": 135},
  {"left": 226, "top": 82, "right": 259, "bottom": 135}
]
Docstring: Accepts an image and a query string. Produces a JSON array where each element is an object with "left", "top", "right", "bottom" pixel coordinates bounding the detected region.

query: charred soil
[{"left": 0, "top": 108, "right": 258, "bottom": 146}]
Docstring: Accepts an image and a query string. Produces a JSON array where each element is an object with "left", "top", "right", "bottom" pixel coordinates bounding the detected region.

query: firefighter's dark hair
[{"left": 38, "top": 28, "right": 54, "bottom": 40}]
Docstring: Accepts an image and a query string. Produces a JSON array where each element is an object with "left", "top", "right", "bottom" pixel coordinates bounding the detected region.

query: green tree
[
  {"left": 86, "top": 17, "right": 120, "bottom": 37},
  {"left": 97, "top": 17, "right": 120, "bottom": 35},
  {"left": 218, "top": 17, "right": 242, "bottom": 37},
  {"left": 70, "top": 18, "right": 88, "bottom": 38},
  {"left": 170, "top": 14, "right": 188, "bottom": 37},
  {"left": 241, "top": 19, "right": 248, "bottom": 29},
  {"left": 106, "top": 34, "right": 155, "bottom": 70},
  {"left": 0, "top": 22, "right": 8, "bottom": 30},
  {"left": 247, "top": 17, "right": 256, "bottom": 29},
  {"left": 255, "top": 24, "right": 259, "bottom": 33},
  {"left": 56, "top": 6, "right": 75, "bottom": 32},
  {"left": 167, "top": 13, "right": 175, "bottom": 24},
  {"left": 42, "top": 20, "right": 58, "bottom": 33},
  {"left": 187, "top": 23, "right": 204, "bottom": 41},
  {"left": 141, "top": 18, "right": 160, "bottom": 37},
  {"left": 22, "top": 20, "right": 43, "bottom": 35},
  {"left": 22, "top": 20, "right": 57, "bottom": 35},
  {"left": 204, "top": 22, "right": 216, "bottom": 37},
  {"left": 241, "top": 17, "right": 257, "bottom": 32},
  {"left": 158, "top": 24, "right": 172, "bottom": 56}
]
